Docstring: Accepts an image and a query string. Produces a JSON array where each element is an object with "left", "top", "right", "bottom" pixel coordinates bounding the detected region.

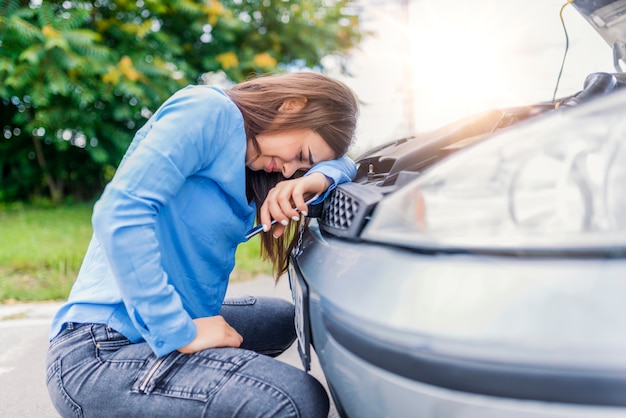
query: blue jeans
[{"left": 46, "top": 296, "right": 329, "bottom": 417}]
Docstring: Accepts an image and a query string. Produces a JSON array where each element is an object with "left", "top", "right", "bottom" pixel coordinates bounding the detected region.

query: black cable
[{"left": 553, "top": 1, "right": 573, "bottom": 102}]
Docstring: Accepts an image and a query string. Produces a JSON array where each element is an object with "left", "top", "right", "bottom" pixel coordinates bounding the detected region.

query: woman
[{"left": 46, "top": 72, "right": 359, "bottom": 417}]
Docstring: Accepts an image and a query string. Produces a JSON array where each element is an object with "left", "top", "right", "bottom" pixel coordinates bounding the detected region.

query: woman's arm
[
  {"left": 259, "top": 155, "right": 356, "bottom": 237},
  {"left": 92, "top": 86, "right": 244, "bottom": 356},
  {"left": 305, "top": 155, "right": 357, "bottom": 197}
]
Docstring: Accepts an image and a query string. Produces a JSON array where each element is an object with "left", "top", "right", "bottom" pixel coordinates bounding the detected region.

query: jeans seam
[
  {"left": 90, "top": 325, "right": 146, "bottom": 366},
  {"left": 48, "top": 359, "right": 84, "bottom": 418},
  {"left": 49, "top": 324, "right": 92, "bottom": 349}
]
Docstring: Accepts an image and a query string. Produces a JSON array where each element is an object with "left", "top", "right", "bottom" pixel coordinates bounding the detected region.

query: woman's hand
[
  {"left": 177, "top": 316, "right": 243, "bottom": 354},
  {"left": 260, "top": 172, "right": 331, "bottom": 238}
]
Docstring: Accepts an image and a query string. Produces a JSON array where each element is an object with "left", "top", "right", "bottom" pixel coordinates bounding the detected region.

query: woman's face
[{"left": 246, "top": 129, "right": 335, "bottom": 178}]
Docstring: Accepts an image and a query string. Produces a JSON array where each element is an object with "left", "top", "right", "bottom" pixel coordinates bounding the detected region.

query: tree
[{"left": 0, "top": 0, "right": 363, "bottom": 203}]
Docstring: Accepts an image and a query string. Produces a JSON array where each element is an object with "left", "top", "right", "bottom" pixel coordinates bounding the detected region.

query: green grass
[{"left": 0, "top": 202, "right": 271, "bottom": 302}]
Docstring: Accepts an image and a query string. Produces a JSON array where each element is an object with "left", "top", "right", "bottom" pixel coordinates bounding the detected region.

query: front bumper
[{"left": 290, "top": 221, "right": 626, "bottom": 417}]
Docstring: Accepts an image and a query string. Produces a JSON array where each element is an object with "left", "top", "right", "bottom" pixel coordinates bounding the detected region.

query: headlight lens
[{"left": 361, "top": 90, "right": 626, "bottom": 253}]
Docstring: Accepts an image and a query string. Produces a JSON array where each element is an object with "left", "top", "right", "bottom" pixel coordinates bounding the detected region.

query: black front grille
[
  {"left": 321, "top": 189, "right": 360, "bottom": 231},
  {"left": 318, "top": 182, "right": 384, "bottom": 239}
]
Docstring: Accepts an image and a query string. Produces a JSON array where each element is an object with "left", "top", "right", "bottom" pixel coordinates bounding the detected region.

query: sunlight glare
[{"left": 411, "top": 25, "right": 506, "bottom": 106}]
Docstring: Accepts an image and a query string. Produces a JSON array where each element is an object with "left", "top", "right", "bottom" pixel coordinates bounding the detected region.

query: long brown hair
[{"left": 225, "top": 72, "right": 359, "bottom": 279}]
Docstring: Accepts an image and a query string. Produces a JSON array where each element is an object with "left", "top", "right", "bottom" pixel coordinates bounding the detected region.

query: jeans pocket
[
  {"left": 130, "top": 348, "right": 257, "bottom": 402},
  {"left": 49, "top": 323, "right": 91, "bottom": 350},
  {"left": 92, "top": 327, "right": 151, "bottom": 364}
]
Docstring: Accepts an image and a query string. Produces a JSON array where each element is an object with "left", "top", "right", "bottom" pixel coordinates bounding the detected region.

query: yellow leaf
[
  {"left": 216, "top": 51, "right": 239, "bottom": 70},
  {"left": 102, "top": 67, "right": 121, "bottom": 84},
  {"left": 119, "top": 56, "right": 133, "bottom": 70},
  {"left": 253, "top": 52, "right": 277, "bottom": 69},
  {"left": 119, "top": 56, "right": 142, "bottom": 81},
  {"left": 41, "top": 25, "right": 60, "bottom": 38},
  {"left": 205, "top": 0, "right": 224, "bottom": 26},
  {"left": 137, "top": 20, "right": 153, "bottom": 38},
  {"left": 102, "top": 57, "right": 143, "bottom": 84}
]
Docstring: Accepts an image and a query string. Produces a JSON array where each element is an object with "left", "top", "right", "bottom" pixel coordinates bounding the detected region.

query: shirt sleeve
[
  {"left": 304, "top": 155, "right": 357, "bottom": 202},
  {"left": 91, "top": 86, "right": 243, "bottom": 356}
]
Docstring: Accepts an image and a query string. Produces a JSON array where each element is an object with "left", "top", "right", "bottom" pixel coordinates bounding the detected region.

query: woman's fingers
[
  {"left": 259, "top": 188, "right": 292, "bottom": 229},
  {"left": 291, "top": 190, "right": 307, "bottom": 215},
  {"left": 177, "top": 316, "right": 243, "bottom": 354},
  {"left": 271, "top": 223, "right": 286, "bottom": 238},
  {"left": 259, "top": 173, "right": 332, "bottom": 237},
  {"left": 260, "top": 183, "right": 298, "bottom": 228}
]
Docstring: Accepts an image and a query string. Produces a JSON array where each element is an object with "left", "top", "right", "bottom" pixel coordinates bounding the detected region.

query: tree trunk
[{"left": 32, "top": 136, "right": 63, "bottom": 204}]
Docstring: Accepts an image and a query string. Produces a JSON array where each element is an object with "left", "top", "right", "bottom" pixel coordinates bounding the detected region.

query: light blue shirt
[{"left": 49, "top": 85, "right": 356, "bottom": 356}]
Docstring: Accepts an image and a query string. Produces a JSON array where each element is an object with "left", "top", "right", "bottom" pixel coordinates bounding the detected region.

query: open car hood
[
  {"left": 315, "top": 2, "right": 626, "bottom": 241},
  {"left": 573, "top": 0, "right": 626, "bottom": 71}
]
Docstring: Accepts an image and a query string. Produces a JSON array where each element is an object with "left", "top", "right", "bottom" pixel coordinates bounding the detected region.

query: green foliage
[
  {"left": 0, "top": 202, "right": 271, "bottom": 301},
  {"left": 232, "top": 235, "right": 274, "bottom": 281},
  {"left": 0, "top": 0, "right": 363, "bottom": 203}
]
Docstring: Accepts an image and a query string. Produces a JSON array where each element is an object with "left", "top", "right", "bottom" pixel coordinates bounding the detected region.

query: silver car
[{"left": 289, "top": 1, "right": 626, "bottom": 416}]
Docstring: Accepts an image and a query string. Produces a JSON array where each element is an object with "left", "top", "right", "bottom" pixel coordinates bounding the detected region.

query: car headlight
[{"left": 361, "top": 89, "right": 626, "bottom": 254}]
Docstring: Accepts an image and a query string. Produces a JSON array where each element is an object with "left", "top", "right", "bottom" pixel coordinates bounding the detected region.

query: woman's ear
[{"left": 278, "top": 97, "right": 308, "bottom": 113}]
